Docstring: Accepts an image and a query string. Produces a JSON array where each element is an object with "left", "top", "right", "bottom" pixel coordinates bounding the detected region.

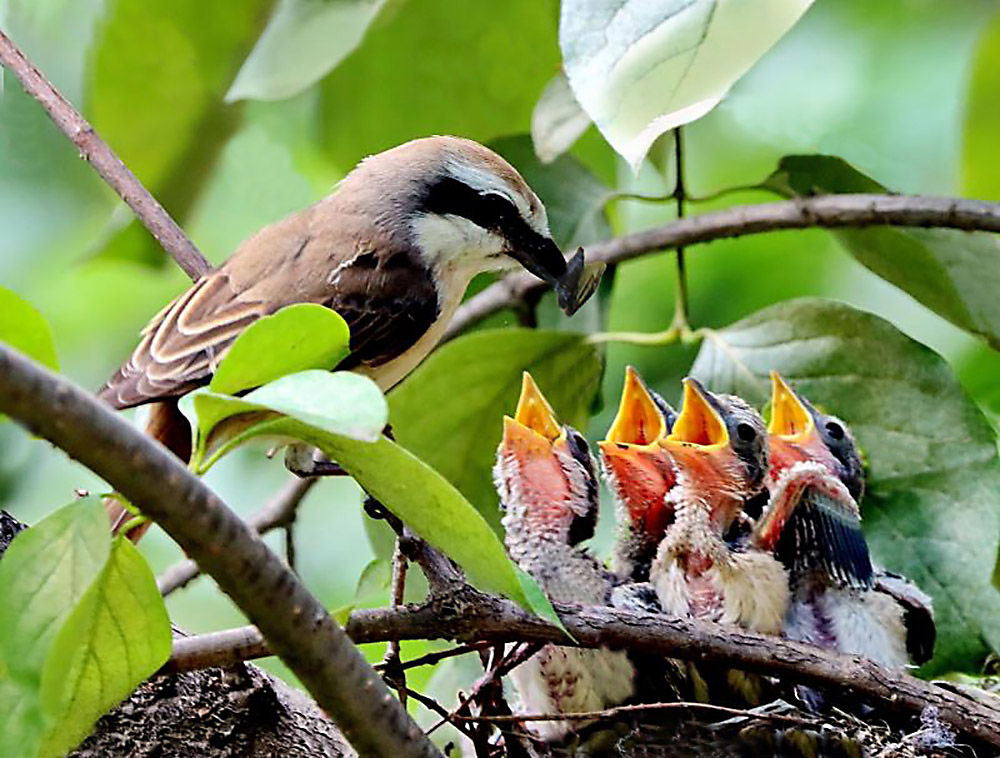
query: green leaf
[
  {"left": 209, "top": 304, "right": 351, "bottom": 395},
  {"left": 0, "top": 287, "right": 58, "bottom": 372},
  {"left": 39, "top": 538, "right": 171, "bottom": 757},
  {"left": 963, "top": 11, "right": 1000, "bottom": 202},
  {"left": 88, "top": 0, "right": 271, "bottom": 266},
  {"left": 690, "top": 298, "right": 1000, "bottom": 675},
  {"left": 388, "top": 329, "right": 603, "bottom": 532},
  {"left": 559, "top": 0, "right": 815, "bottom": 169},
  {"left": 332, "top": 558, "right": 391, "bottom": 624},
  {"left": 491, "top": 135, "right": 614, "bottom": 251},
  {"left": 531, "top": 72, "right": 591, "bottom": 165},
  {"left": 762, "top": 155, "right": 1000, "bottom": 349},
  {"left": 318, "top": 0, "right": 559, "bottom": 169},
  {"left": 0, "top": 499, "right": 109, "bottom": 757},
  {"left": 187, "top": 370, "right": 388, "bottom": 470},
  {"left": 187, "top": 375, "right": 543, "bottom": 610},
  {"left": 227, "top": 0, "right": 389, "bottom": 103}
]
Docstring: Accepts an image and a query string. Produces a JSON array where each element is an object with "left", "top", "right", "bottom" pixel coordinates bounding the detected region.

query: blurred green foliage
[{"left": 2, "top": 0, "right": 1000, "bottom": 716}]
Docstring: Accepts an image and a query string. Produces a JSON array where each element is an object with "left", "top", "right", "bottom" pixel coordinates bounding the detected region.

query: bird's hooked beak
[
  {"left": 767, "top": 371, "right": 829, "bottom": 471},
  {"left": 508, "top": 238, "right": 604, "bottom": 317},
  {"left": 599, "top": 366, "right": 676, "bottom": 539}
]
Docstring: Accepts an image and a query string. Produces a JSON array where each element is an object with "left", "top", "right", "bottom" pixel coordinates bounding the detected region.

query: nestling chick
[
  {"left": 650, "top": 378, "right": 789, "bottom": 636},
  {"left": 755, "top": 373, "right": 934, "bottom": 668},
  {"left": 599, "top": 366, "right": 678, "bottom": 582},
  {"left": 494, "top": 373, "right": 634, "bottom": 742}
]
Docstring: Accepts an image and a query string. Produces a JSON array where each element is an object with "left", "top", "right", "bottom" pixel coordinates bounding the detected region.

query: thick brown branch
[
  {"left": 157, "top": 477, "right": 316, "bottom": 596},
  {"left": 0, "top": 28, "right": 211, "bottom": 281},
  {"left": 167, "top": 587, "right": 1000, "bottom": 751},
  {"left": 0, "top": 345, "right": 439, "bottom": 758},
  {"left": 447, "top": 193, "right": 1000, "bottom": 336}
]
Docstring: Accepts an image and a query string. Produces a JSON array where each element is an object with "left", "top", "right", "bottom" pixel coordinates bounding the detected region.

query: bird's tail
[{"left": 105, "top": 399, "right": 192, "bottom": 542}]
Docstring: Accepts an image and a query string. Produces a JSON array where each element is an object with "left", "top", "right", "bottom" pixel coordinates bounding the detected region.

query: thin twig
[
  {"left": 0, "top": 345, "right": 440, "bottom": 758},
  {"left": 429, "top": 643, "right": 542, "bottom": 736},
  {"left": 157, "top": 476, "right": 316, "bottom": 596},
  {"left": 374, "top": 641, "right": 494, "bottom": 673},
  {"left": 0, "top": 28, "right": 211, "bottom": 282},
  {"left": 383, "top": 538, "right": 409, "bottom": 707},
  {"left": 447, "top": 192, "right": 1000, "bottom": 339},
  {"left": 452, "top": 700, "right": 818, "bottom": 726}
]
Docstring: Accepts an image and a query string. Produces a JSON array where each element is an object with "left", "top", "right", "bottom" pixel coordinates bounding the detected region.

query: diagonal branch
[
  {"left": 0, "top": 28, "right": 211, "bottom": 282},
  {"left": 0, "top": 344, "right": 439, "bottom": 758},
  {"left": 157, "top": 476, "right": 316, "bottom": 596},
  {"left": 447, "top": 193, "right": 1000, "bottom": 337},
  {"left": 166, "top": 587, "right": 1000, "bottom": 751}
]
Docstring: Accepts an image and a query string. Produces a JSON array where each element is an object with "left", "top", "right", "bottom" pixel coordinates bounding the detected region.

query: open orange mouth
[
  {"left": 767, "top": 371, "right": 814, "bottom": 443},
  {"left": 508, "top": 371, "right": 561, "bottom": 442},
  {"left": 664, "top": 378, "right": 728, "bottom": 451},
  {"left": 604, "top": 366, "right": 667, "bottom": 446}
]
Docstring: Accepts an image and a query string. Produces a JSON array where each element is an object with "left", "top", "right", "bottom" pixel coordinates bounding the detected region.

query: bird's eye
[
  {"left": 736, "top": 422, "right": 757, "bottom": 442},
  {"left": 824, "top": 420, "right": 845, "bottom": 441}
]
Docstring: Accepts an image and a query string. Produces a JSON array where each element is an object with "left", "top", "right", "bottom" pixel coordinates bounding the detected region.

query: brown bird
[
  {"left": 598, "top": 366, "right": 677, "bottom": 582},
  {"left": 98, "top": 136, "right": 595, "bottom": 529},
  {"left": 494, "top": 373, "right": 634, "bottom": 742}
]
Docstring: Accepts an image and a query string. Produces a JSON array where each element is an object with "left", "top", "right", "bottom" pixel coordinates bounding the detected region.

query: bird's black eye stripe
[{"left": 423, "top": 176, "right": 520, "bottom": 233}]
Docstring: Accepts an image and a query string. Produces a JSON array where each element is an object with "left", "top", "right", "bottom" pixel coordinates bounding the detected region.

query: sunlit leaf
[
  {"left": 963, "top": 11, "right": 1000, "bottom": 202},
  {"left": 389, "top": 329, "right": 602, "bottom": 532},
  {"left": 187, "top": 370, "right": 388, "bottom": 469},
  {"left": 531, "top": 72, "right": 591, "bottom": 164},
  {"left": 0, "top": 286, "right": 58, "bottom": 371},
  {"left": 0, "top": 499, "right": 109, "bottom": 757},
  {"left": 332, "top": 558, "right": 391, "bottom": 624},
  {"left": 39, "top": 538, "right": 171, "bottom": 757},
  {"left": 560, "top": 0, "right": 815, "bottom": 169},
  {"left": 209, "top": 304, "right": 351, "bottom": 395},
  {"left": 690, "top": 298, "right": 1000, "bottom": 674},
  {"left": 762, "top": 154, "right": 1000, "bottom": 350},
  {"left": 227, "top": 0, "right": 389, "bottom": 103}
]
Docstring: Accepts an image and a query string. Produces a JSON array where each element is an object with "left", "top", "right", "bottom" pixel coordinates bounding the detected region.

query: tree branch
[
  {"left": 0, "top": 28, "right": 211, "bottom": 281},
  {"left": 0, "top": 345, "right": 439, "bottom": 758},
  {"left": 157, "top": 476, "right": 316, "bottom": 596},
  {"left": 447, "top": 193, "right": 1000, "bottom": 337},
  {"left": 167, "top": 587, "right": 1000, "bottom": 751}
]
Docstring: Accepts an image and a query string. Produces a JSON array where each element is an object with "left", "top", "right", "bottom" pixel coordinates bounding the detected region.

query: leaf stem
[{"left": 670, "top": 127, "right": 691, "bottom": 334}]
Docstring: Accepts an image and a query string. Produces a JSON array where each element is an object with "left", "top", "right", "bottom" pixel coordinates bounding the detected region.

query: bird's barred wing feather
[
  {"left": 754, "top": 461, "right": 873, "bottom": 590},
  {"left": 98, "top": 238, "right": 441, "bottom": 409}
]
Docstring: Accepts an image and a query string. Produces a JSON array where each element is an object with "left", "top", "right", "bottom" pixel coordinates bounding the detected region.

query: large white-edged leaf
[{"left": 560, "top": 0, "right": 814, "bottom": 170}]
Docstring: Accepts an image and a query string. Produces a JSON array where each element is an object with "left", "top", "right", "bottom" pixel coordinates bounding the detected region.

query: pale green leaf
[
  {"left": 690, "top": 298, "right": 1000, "bottom": 674},
  {"left": 531, "top": 72, "right": 591, "bottom": 164},
  {"left": 188, "top": 370, "right": 388, "bottom": 470},
  {"left": 209, "top": 304, "right": 351, "bottom": 395},
  {"left": 332, "top": 558, "right": 391, "bottom": 624},
  {"left": 227, "top": 0, "right": 388, "bottom": 103},
  {"left": 0, "top": 499, "right": 109, "bottom": 756},
  {"left": 762, "top": 154, "right": 1000, "bottom": 349},
  {"left": 39, "top": 538, "right": 171, "bottom": 757},
  {"left": 389, "top": 329, "right": 603, "bottom": 531},
  {"left": 560, "top": 0, "right": 814, "bottom": 169},
  {"left": 0, "top": 286, "right": 58, "bottom": 372}
]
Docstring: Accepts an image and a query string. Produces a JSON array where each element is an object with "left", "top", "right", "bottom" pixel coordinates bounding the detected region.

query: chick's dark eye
[
  {"left": 736, "top": 422, "right": 757, "bottom": 442},
  {"left": 824, "top": 420, "right": 845, "bottom": 441}
]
